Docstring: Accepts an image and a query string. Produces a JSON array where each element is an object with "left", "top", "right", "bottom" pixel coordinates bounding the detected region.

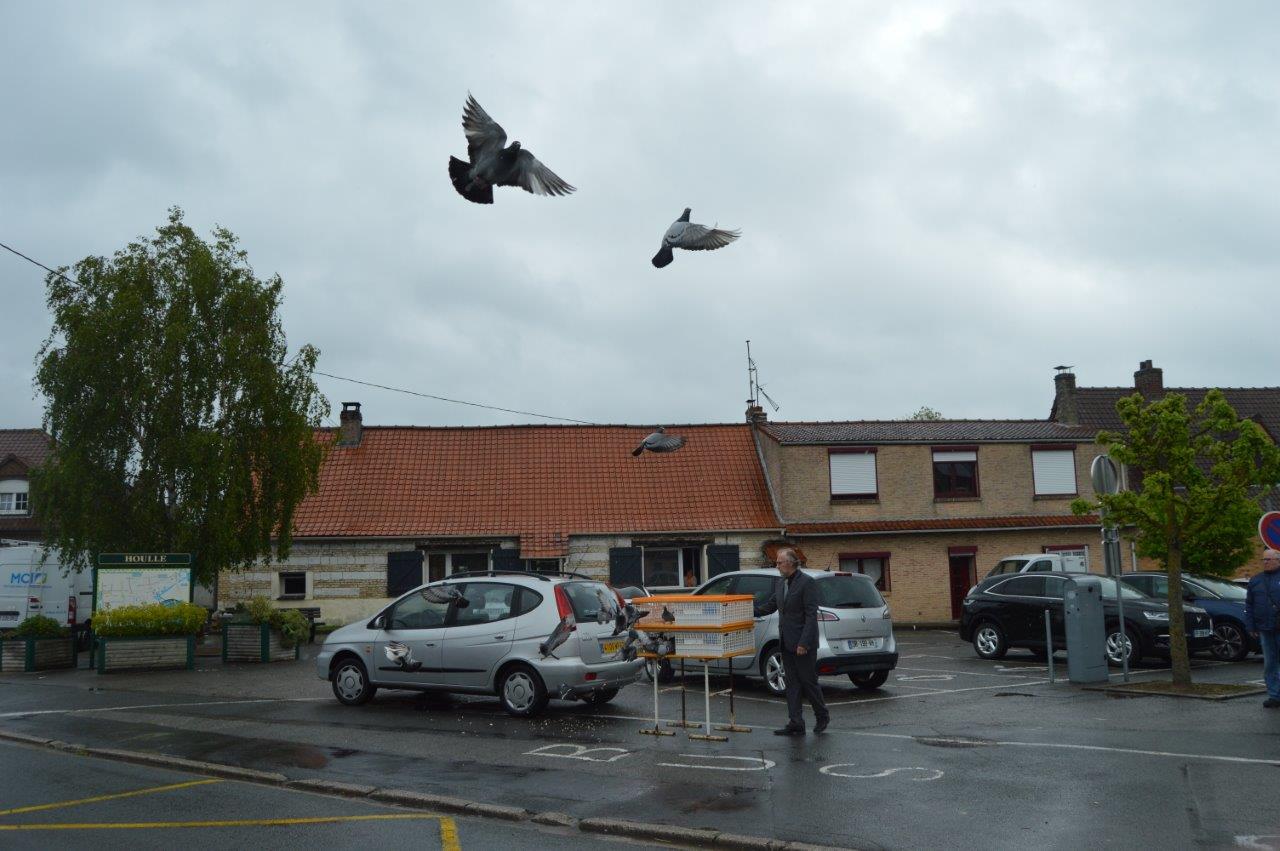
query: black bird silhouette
[
  {"left": 449, "top": 94, "right": 575, "bottom": 204},
  {"left": 632, "top": 427, "right": 687, "bottom": 457},
  {"left": 661, "top": 606, "right": 677, "bottom": 624},
  {"left": 539, "top": 615, "right": 575, "bottom": 658}
]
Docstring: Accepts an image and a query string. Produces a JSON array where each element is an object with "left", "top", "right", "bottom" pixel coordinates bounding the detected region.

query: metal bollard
[{"left": 1044, "top": 609, "right": 1055, "bottom": 684}]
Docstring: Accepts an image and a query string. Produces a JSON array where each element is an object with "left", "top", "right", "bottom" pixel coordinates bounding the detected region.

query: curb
[{"left": 0, "top": 729, "right": 844, "bottom": 849}]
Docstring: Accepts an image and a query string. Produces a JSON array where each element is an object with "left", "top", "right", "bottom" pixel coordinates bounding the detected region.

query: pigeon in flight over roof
[
  {"left": 631, "top": 426, "right": 687, "bottom": 457},
  {"left": 448, "top": 94, "right": 575, "bottom": 204},
  {"left": 651, "top": 208, "right": 740, "bottom": 268}
]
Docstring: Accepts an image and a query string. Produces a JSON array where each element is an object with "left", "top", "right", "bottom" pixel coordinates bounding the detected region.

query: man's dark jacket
[{"left": 755, "top": 570, "right": 819, "bottom": 652}]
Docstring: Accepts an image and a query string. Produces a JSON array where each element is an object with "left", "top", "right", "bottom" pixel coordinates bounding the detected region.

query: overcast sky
[{"left": 3, "top": 2, "right": 1277, "bottom": 432}]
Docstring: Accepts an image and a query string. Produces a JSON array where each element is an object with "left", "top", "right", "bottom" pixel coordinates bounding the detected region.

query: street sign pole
[{"left": 1090, "top": 455, "right": 1129, "bottom": 682}]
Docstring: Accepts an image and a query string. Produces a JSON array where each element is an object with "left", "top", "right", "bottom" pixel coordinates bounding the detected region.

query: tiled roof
[
  {"left": 1067, "top": 387, "right": 1280, "bottom": 439},
  {"left": 0, "top": 429, "right": 51, "bottom": 468},
  {"left": 293, "top": 424, "right": 781, "bottom": 557},
  {"left": 787, "top": 515, "right": 1100, "bottom": 536},
  {"left": 758, "top": 420, "right": 1097, "bottom": 445}
]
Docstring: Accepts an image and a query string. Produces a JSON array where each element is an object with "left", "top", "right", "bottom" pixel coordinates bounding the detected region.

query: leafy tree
[
  {"left": 907, "top": 405, "right": 944, "bottom": 421},
  {"left": 32, "top": 208, "right": 329, "bottom": 587},
  {"left": 1072, "top": 390, "right": 1280, "bottom": 686}
]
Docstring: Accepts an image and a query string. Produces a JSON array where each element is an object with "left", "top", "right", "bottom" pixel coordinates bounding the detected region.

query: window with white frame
[
  {"left": 0, "top": 480, "right": 30, "bottom": 515},
  {"left": 641, "top": 545, "right": 702, "bottom": 589},
  {"left": 1032, "top": 448, "right": 1077, "bottom": 496},
  {"left": 829, "top": 449, "right": 877, "bottom": 498}
]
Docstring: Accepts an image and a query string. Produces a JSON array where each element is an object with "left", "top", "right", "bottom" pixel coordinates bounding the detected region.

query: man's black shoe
[
  {"left": 1264, "top": 698, "right": 1280, "bottom": 708},
  {"left": 814, "top": 716, "right": 830, "bottom": 733},
  {"left": 774, "top": 725, "right": 804, "bottom": 736}
]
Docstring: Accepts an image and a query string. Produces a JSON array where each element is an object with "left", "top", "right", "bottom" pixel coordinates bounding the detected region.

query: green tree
[
  {"left": 32, "top": 208, "right": 329, "bottom": 587},
  {"left": 1072, "top": 390, "right": 1280, "bottom": 686},
  {"left": 907, "top": 405, "right": 944, "bottom": 421}
]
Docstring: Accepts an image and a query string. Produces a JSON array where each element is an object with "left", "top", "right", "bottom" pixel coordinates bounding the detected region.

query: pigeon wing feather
[
  {"left": 462, "top": 94, "right": 507, "bottom": 160},
  {"left": 678, "top": 224, "right": 741, "bottom": 251},
  {"left": 647, "top": 434, "right": 687, "bottom": 453},
  {"left": 502, "top": 148, "right": 576, "bottom": 196}
]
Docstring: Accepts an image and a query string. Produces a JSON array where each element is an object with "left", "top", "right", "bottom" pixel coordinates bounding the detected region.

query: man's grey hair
[
  {"left": 776, "top": 547, "right": 799, "bottom": 566},
  {"left": 1264, "top": 548, "right": 1280, "bottom": 562}
]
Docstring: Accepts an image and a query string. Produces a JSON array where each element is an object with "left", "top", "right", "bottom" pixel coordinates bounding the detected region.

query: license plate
[
  {"left": 600, "top": 640, "right": 623, "bottom": 655},
  {"left": 845, "top": 638, "right": 880, "bottom": 650},
  {"left": 1193, "top": 629, "right": 1210, "bottom": 638}
]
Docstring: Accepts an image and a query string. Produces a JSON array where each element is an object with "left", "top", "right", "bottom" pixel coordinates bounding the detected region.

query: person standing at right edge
[
  {"left": 1244, "top": 548, "right": 1280, "bottom": 709},
  {"left": 755, "top": 548, "right": 830, "bottom": 734}
]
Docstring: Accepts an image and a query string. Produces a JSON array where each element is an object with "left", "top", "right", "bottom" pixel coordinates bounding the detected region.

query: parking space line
[
  {"left": 0, "top": 813, "right": 452, "bottom": 831},
  {"left": 0, "top": 779, "right": 222, "bottom": 817},
  {"left": 0, "top": 697, "right": 329, "bottom": 720}
]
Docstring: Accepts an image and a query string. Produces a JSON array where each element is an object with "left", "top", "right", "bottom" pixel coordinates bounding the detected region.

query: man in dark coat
[
  {"left": 754, "top": 548, "right": 830, "bottom": 734},
  {"left": 1244, "top": 548, "right": 1280, "bottom": 708}
]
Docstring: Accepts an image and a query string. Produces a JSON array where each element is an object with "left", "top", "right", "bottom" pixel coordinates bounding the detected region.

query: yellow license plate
[{"left": 600, "top": 640, "right": 623, "bottom": 654}]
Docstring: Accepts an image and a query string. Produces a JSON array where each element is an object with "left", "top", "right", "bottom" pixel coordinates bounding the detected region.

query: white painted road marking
[
  {"left": 525, "top": 743, "right": 632, "bottom": 763},
  {"left": 656, "top": 754, "right": 775, "bottom": 771},
  {"left": 820, "top": 764, "right": 944, "bottom": 781},
  {"left": 0, "top": 697, "right": 329, "bottom": 719}
]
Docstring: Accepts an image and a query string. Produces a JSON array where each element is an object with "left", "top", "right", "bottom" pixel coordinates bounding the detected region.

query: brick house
[
  {"left": 751, "top": 406, "right": 1106, "bottom": 624},
  {"left": 221, "top": 404, "right": 783, "bottom": 624},
  {"left": 1051, "top": 359, "right": 1280, "bottom": 578},
  {"left": 0, "top": 429, "right": 51, "bottom": 543}
]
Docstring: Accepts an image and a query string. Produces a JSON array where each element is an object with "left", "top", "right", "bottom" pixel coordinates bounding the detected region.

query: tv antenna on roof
[{"left": 746, "top": 341, "right": 780, "bottom": 412}]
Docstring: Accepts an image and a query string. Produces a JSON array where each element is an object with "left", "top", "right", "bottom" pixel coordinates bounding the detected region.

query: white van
[
  {"left": 985, "top": 551, "right": 1089, "bottom": 578},
  {"left": 0, "top": 542, "right": 93, "bottom": 641}
]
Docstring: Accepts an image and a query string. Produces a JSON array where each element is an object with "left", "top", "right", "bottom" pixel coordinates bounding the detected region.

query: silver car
[
  {"left": 693, "top": 569, "right": 898, "bottom": 694},
  {"left": 316, "top": 572, "right": 644, "bottom": 717}
]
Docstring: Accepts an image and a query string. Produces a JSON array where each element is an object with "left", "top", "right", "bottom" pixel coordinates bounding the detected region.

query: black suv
[{"left": 959, "top": 573, "right": 1213, "bottom": 665}]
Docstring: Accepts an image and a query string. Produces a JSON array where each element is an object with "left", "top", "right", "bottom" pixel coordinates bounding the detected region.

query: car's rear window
[
  {"left": 561, "top": 581, "right": 617, "bottom": 621},
  {"left": 991, "top": 559, "right": 1029, "bottom": 575},
  {"left": 816, "top": 575, "right": 883, "bottom": 608}
]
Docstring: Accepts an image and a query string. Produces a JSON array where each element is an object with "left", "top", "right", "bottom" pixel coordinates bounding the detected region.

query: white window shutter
[
  {"left": 932, "top": 450, "right": 977, "bottom": 463},
  {"left": 1033, "top": 450, "right": 1077, "bottom": 495},
  {"left": 830, "top": 453, "right": 876, "bottom": 495}
]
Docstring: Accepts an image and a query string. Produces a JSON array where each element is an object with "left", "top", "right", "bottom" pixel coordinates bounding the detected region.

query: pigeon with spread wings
[
  {"left": 652, "top": 208, "right": 740, "bottom": 268},
  {"left": 632, "top": 426, "right": 687, "bottom": 457},
  {"left": 448, "top": 94, "right": 575, "bottom": 204}
]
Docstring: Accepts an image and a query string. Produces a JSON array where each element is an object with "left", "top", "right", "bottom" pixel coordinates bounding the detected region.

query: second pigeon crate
[{"left": 633, "top": 594, "right": 754, "bottom": 630}]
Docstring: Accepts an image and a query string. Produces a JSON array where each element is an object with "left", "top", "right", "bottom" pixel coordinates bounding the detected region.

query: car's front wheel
[
  {"left": 972, "top": 622, "right": 1008, "bottom": 660},
  {"left": 849, "top": 670, "right": 889, "bottom": 690},
  {"left": 760, "top": 646, "right": 786, "bottom": 695},
  {"left": 498, "top": 664, "right": 549, "bottom": 717},
  {"left": 331, "top": 656, "right": 376, "bottom": 706},
  {"left": 1105, "top": 627, "right": 1140, "bottom": 666},
  {"left": 1210, "top": 621, "right": 1250, "bottom": 663}
]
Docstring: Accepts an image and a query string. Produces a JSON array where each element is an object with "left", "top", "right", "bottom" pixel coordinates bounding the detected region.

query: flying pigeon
[
  {"left": 384, "top": 641, "right": 422, "bottom": 672},
  {"left": 420, "top": 585, "right": 465, "bottom": 606},
  {"left": 620, "top": 627, "right": 673, "bottom": 662},
  {"left": 539, "top": 615, "right": 575, "bottom": 658},
  {"left": 631, "top": 426, "right": 687, "bottom": 457},
  {"left": 651, "top": 208, "right": 740, "bottom": 268},
  {"left": 448, "top": 94, "right": 575, "bottom": 204},
  {"left": 612, "top": 602, "right": 650, "bottom": 637}
]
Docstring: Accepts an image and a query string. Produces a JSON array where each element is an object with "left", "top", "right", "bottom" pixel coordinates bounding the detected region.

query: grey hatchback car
[
  {"left": 693, "top": 568, "right": 898, "bottom": 694},
  {"left": 316, "top": 572, "right": 644, "bottom": 717}
]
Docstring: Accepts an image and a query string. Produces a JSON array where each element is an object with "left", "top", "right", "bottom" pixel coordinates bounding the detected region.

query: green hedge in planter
[
  {"left": 229, "top": 596, "right": 309, "bottom": 648},
  {"left": 3, "top": 615, "right": 70, "bottom": 640},
  {"left": 94, "top": 602, "right": 208, "bottom": 637}
]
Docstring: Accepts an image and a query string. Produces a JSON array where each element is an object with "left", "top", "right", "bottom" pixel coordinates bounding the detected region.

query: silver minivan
[
  {"left": 316, "top": 572, "right": 644, "bottom": 717},
  {"left": 692, "top": 569, "right": 898, "bottom": 694}
]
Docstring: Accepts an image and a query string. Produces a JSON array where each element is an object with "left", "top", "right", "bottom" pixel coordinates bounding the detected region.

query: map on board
[{"left": 95, "top": 567, "right": 192, "bottom": 611}]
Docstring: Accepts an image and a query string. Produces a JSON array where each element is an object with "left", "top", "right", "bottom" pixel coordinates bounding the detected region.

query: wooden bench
[{"left": 296, "top": 607, "right": 324, "bottom": 643}]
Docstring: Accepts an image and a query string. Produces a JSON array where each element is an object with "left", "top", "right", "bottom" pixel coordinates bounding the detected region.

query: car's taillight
[
  {"left": 68, "top": 595, "right": 77, "bottom": 626},
  {"left": 613, "top": 589, "right": 626, "bottom": 608},
  {"left": 818, "top": 609, "right": 838, "bottom": 622},
  {"left": 554, "top": 585, "right": 577, "bottom": 630},
  {"left": 29, "top": 596, "right": 41, "bottom": 608}
]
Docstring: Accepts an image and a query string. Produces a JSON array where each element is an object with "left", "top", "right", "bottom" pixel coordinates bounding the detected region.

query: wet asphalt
[{"left": 2, "top": 629, "right": 1278, "bottom": 849}]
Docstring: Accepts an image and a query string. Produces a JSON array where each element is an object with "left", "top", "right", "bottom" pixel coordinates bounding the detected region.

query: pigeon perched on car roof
[
  {"left": 651, "top": 207, "right": 740, "bottom": 268},
  {"left": 448, "top": 93, "right": 575, "bottom": 204},
  {"left": 632, "top": 426, "right": 687, "bottom": 457}
]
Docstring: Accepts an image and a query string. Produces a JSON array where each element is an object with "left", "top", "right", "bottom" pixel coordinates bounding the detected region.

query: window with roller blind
[
  {"left": 933, "top": 447, "right": 979, "bottom": 498},
  {"left": 828, "top": 448, "right": 877, "bottom": 499},
  {"left": 1031, "top": 446, "right": 1078, "bottom": 496}
]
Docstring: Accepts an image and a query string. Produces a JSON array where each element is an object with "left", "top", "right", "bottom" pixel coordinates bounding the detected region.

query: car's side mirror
[{"left": 369, "top": 614, "right": 386, "bottom": 630}]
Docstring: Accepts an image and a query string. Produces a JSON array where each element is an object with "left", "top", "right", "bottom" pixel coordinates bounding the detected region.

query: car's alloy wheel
[
  {"left": 499, "top": 665, "right": 548, "bottom": 717},
  {"left": 762, "top": 648, "right": 786, "bottom": 695},
  {"left": 973, "top": 623, "right": 1008, "bottom": 660},
  {"left": 849, "top": 669, "right": 889, "bottom": 690},
  {"left": 1211, "top": 621, "right": 1249, "bottom": 663},
  {"left": 1105, "top": 628, "right": 1138, "bottom": 666},
  {"left": 332, "top": 659, "right": 375, "bottom": 706}
]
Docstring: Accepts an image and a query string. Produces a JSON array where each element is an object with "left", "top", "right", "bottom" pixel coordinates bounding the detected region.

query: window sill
[
  {"left": 830, "top": 495, "right": 879, "bottom": 504},
  {"left": 933, "top": 496, "right": 981, "bottom": 503},
  {"left": 1033, "top": 493, "right": 1078, "bottom": 500}
]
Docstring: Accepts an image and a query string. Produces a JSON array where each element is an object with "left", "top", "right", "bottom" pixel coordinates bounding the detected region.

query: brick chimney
[
  {"left": 1053, "top": 370, "right": 1078, "bottom": 425},
  {"left": 746, "top": 402, "right": 768, "bottom": 425},
  {"left": 1134, "top": 360, "right": 1164, "bottom": 399},
  {"left": 338, "top": 402, "right": 363, "bottom": 446}
]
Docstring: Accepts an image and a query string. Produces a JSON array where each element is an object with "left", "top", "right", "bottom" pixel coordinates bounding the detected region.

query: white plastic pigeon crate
[
  {"left": 633, "top": 594, "right": 754, "bottom": 630},
  {"left": 672, "top": 627, "right": 755, "bottom": 657}
]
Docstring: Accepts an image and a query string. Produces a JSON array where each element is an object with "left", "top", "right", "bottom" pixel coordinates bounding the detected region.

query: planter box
[
  {"left": 95, "top": 635, "right": 195, "bottom": 673},
  {"left": 0, "top": 637, "right": 76, "bottom": 672},
  {"left": 222, "top": 622, "right": 300, "bottom": 663}
]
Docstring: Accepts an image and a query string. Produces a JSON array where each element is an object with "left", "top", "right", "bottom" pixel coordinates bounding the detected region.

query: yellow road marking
[
  {"left": 0, "top": 779, "right": 222, "bottom": 818},
  {"left": 0, "top": 813, "right": 450, "bottom": 831},
  {"left": 439, "top": 815, "right": 461, "bottom": 851}
]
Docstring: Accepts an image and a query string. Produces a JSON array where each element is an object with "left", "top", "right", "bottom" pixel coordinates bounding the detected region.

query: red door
[{"left": 949, "top": 555, "right": 975, "bottom": 620}]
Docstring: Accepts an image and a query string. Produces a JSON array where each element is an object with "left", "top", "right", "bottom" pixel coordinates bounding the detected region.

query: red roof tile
[
  {"left": 294, "top": 425, "right": 781, "bottom": 557},
  {"left": 0, "top": 430, "right": 51, "bottom": 468},
  {"left": 787, "top": 515, "right": 1100, "bottom": 536}
]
